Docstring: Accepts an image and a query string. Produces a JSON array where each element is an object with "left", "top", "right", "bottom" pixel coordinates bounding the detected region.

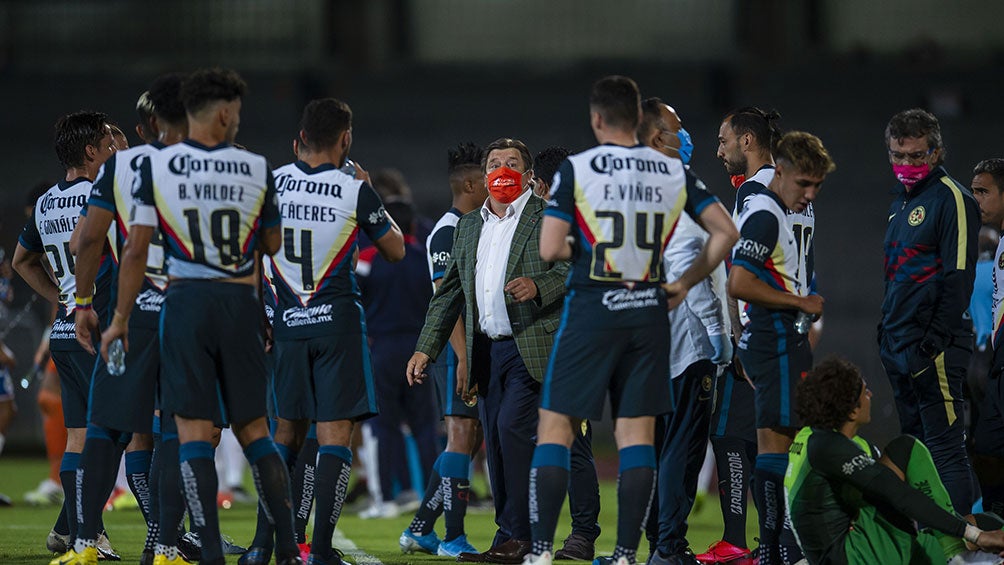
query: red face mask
[{"left": 486, "top": 166, "right": 525, "bottom": 204}]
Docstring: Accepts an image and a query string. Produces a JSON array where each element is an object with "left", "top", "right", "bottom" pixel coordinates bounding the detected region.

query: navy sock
[
  {"left": 77, "top": 426, "right": 122, "bottom": 543},
  {"left": 126, "top": 450, "right": 154, "bottom": 528},
  {"left": 441, "top": 451, "right": 472, "bottom": 542},
  {"left": 293, "top": 435, "right": 318, "bottom": 544},
  {"left": 59, "top": 451, "right": 81, "bottom": 542},
  {"left": 753, "top": 453, "right": 788, "bottom": 564},
  {"left": 409, "top": 453, "right": 444, "bottom": 536},
  {"left": 711, "top": 436, "right": 753, "bottom": 549},
  {"left": 612, "top": 445, "right": 656, "bottom": 564},
  {"left": 145, "top": 433, "right": 162, "bottom": 551},
  {"left": 157, "top": 436, "right": 186, "bottom": 549},
  {"left": 179, "top": 441, "right": 222, "bottom": 564},
  {"left": 54, "top": 503, "right": 69, "bottom": 536},
  {"left": 246, "top": 437, "right": 298, "bottom": 558},
  {"left": 311, "top": 445, "right": 352, "bottom": 560},
  {"left": 247, "top": 441, "right": 295, "bottom": 551},
  {"left": 529, "top": 444, "right": 570, "bottom": 556}
]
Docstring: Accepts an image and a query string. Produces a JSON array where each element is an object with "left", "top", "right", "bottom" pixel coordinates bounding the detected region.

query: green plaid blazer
[{"left": 415, "top": 194, "right": 569, "bottom": 391}]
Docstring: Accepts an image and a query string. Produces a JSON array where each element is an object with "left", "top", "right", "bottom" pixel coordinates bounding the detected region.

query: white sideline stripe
[{"left": 333, "top": 527, "right": 383, "bottom": 564}]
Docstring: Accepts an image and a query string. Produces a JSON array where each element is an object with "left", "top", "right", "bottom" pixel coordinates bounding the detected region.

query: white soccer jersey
[
  {"left": 19, "top": 179, "right": 93, "bottom": 311},
  {"left": 546, "top": 144, "right": 719, "bottom": 287},
  {"left": 992, "top": 237, "right": 1004, "bottom": 348},
  {"left": 733, "top": 190, "right": 812, "bottom": 298},
  {"left": 266, "top": 160, "right": 391, "bottom": 339},
  {"left": 89, "top": 143, "right": 168, "bottom": 290},
  {"left": 131, "top": 140, "right": 279, "bottom": 280}
]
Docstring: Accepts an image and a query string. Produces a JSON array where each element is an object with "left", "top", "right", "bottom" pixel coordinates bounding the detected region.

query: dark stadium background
[{"left": 1, "top": 0, "right": 1000, "bottom": 452}]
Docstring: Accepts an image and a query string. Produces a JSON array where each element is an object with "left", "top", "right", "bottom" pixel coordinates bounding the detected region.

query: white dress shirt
[{"left": 475, "top": 188, "right": 533, "bottom": 339}]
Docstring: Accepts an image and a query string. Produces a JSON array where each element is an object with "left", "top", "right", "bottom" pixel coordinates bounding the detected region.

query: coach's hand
[
  {"left": 407, "top": 351, "right": 431, "bottom": 386},
  {"left": 99, "top": 310, "right": 129, "bottom": 363},
  {"left": 75, "top": 307, "right": 99, "bottom": 355},
  {"left": 505, "top": 277, "right": 538, "bottom": 303},
  {"left": 662, "top": 280, "right": 688, "bottom": 310}
]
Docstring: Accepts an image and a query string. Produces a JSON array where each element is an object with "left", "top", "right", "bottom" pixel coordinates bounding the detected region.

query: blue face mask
[{"left": 676, "top": 127, "right": 694, "bottom": 165}]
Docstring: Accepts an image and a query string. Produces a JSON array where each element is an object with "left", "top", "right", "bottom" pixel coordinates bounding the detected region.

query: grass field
[{"left": 0, "top": 456, "right": 757, "bottom": 564}]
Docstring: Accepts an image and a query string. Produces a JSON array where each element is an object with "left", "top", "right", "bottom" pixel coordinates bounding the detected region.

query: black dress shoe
[
  {"left": 457, "top": 539, "right": 532, "bottom": 564},
  {"left": 554, "top": 532, "right": 595, "bottom": 561}
]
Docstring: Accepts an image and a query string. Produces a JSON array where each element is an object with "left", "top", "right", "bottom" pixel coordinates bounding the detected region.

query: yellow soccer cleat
[
  {"left": 49, "top": 547, "right": 98, "bottom": 565},
  {"left": 152, "top": 554, "right": 195, "bottom": 565}
]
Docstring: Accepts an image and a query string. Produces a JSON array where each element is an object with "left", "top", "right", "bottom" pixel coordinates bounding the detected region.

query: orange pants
[{"left": 37, "top": 386, "right": 66, "bottom": 484}]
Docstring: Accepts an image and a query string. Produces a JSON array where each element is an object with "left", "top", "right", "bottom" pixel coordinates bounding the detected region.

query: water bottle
[
  {"left": 339, "top": 159, "right": 356, "bottom": 178},
  {"left": 794, "top": 312, "right": 813, "bottom": 335},
  {"left": 108, "top": 338, "right": 126, "bottom": 376}
]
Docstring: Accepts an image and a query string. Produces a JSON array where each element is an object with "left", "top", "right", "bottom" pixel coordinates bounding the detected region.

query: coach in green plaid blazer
[{"left": 413, "top": 191, "right": 569, "bottom": 392}]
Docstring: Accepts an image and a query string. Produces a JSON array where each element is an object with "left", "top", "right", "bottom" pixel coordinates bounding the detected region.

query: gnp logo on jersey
[
  {"left": 600, "top": 287, "right": 661, "bottom": 311},
  {"left": 274, "top": 173, "right": 343, "bottom": 198},
  {"left": 734, "top": 238, "right": 771, "bottom": 262},
  {"left": 908, "top": 206, "right": 926, "bottom": 226},
  {"left": 368, "top": 206, "right": 387, "bottom": 225},
  {"left": 589, "top": 153, "right": 674, "bottom": 177},
  {"left": 168, "top": 154, "right": 253, "bottom": 178},
  {"left": 39, "top": 192, "right": 87, "bottom": 214},
  {"left": 283, "top": 304, "right": 334, "bottom": 327}
]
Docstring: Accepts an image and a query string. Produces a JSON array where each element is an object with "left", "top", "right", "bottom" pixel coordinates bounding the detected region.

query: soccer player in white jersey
[
  {"left": 525, "top": 76, "right": 738, "bottom": 565},
  {"left": 263, "top": 98, "right": 404, "bottom": 565},
  {"left": 13, "top": 111, "right": 117, "bottom": 564},
  {"left": 71, "top": 74, "right": 188, "bottom": 565},
  {"left": 99, "top": 67, "right": 302, "bottom": 565},
  {"left": 969, "top": 158, "right": 1004, "bottom": 517},
  {"left": 727, "top": 132, "right": 835, "bottom": 565}
]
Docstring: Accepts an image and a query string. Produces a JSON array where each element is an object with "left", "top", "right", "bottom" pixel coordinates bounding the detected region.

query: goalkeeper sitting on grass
[{"left": 785, "top": 357, "right": 1004, "bottom": 564}]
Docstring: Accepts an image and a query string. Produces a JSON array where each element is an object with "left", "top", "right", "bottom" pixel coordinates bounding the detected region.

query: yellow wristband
[{"left": 74, "top": 295, "right": 93, "bottom": 306}]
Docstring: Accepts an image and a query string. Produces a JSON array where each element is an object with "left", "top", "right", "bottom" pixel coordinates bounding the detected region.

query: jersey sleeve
[
  {"left": 731, "top": 210, "right": 778, "bottom": 274},
  {"left": 544, "top": 159, "right": 575, "bottom": 223},
  {"left": 130, "top": 156, "right": 158, "bottom": 228},
  {"left": 260, "top": 168, "right": 281, "bottom": 229},
  {"left": 733, "top": 180, "right": 765, "bottom": 218},
  {"left": 427, "top": 224, "right": 456, "bottom": 282},
  {"left": 17, "top": 211, "right": 43, "bottom": 253},
  {"left": 806, "top": 432, "right": 967, "bottom": 538},
  {"left": 356, "top": 181, "right": 392, "bottom": 241},
  {"left": 682, "top": 169, "right": 719, "bottom": 220},
  {"left": 88, "top": 156, "right": 117, "bottom": 213}
]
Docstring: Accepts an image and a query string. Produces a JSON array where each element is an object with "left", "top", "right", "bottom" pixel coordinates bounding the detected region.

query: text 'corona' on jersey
[
  {"left": 39, "top": 192, "right": 87, "bottom": 214},
  {"left": 589, "top": 153, "right": 675, "bottom": 176},
  {"left": 168, "top": 153, "right": 254, "bottom": 178},
  {"left": 274, "top": 173, "right": 343, "bottom": 198}
]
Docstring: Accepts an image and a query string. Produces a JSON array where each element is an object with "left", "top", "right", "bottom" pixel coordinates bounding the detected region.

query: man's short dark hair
[
  {"left": 482, "top": 138, "right": 533, "bottom": 174},
  {"left": 370, "top": 168, "right": 412, "bottom": 203},
  {"left": 638, "top": 97, "right": 667, "bottom": 141},
  {"left": 181, "top": 67, "right": 247, "bottom": 116},
  {"left": 136, "top": 91, "right": 156, "bottom": 140},
  {"left": 974, "top": 158, "right": 1004, "bottom": 194},
  {"left": 300, "top": 98, "right": 352, "bottom": 151},
  {"left": 724, "top": 106, "right": 782, "bottom": 154},
  {"left": 885, "top": 108, "right": 943, "bottom": 151},
  {"left": 590, "top": 75, "right": 641, "bottom": 130},
  {"left": 796, "top": 357, "right": 865, "bottom": 430},
  {"left": 148, "top": 73, "right": 188, "bottom": 125},
  {"left": 448, "top": 142, "right": 484, "bottom": 176},
  {"left": 54, "top": 111, "right": 108, "bottom": 170},
  {"left": 534, "top": 146, "right": 571, "bottom": 185}
]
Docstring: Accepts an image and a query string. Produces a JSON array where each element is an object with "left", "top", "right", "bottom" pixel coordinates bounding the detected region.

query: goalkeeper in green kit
[{"left": 785, "top": 357, "right": 1004, "bottom": 564}]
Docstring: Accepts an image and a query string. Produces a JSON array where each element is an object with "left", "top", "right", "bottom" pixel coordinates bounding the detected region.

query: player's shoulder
[{"left": 432, "top": 208, "right": 462, "bottom": 232}]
